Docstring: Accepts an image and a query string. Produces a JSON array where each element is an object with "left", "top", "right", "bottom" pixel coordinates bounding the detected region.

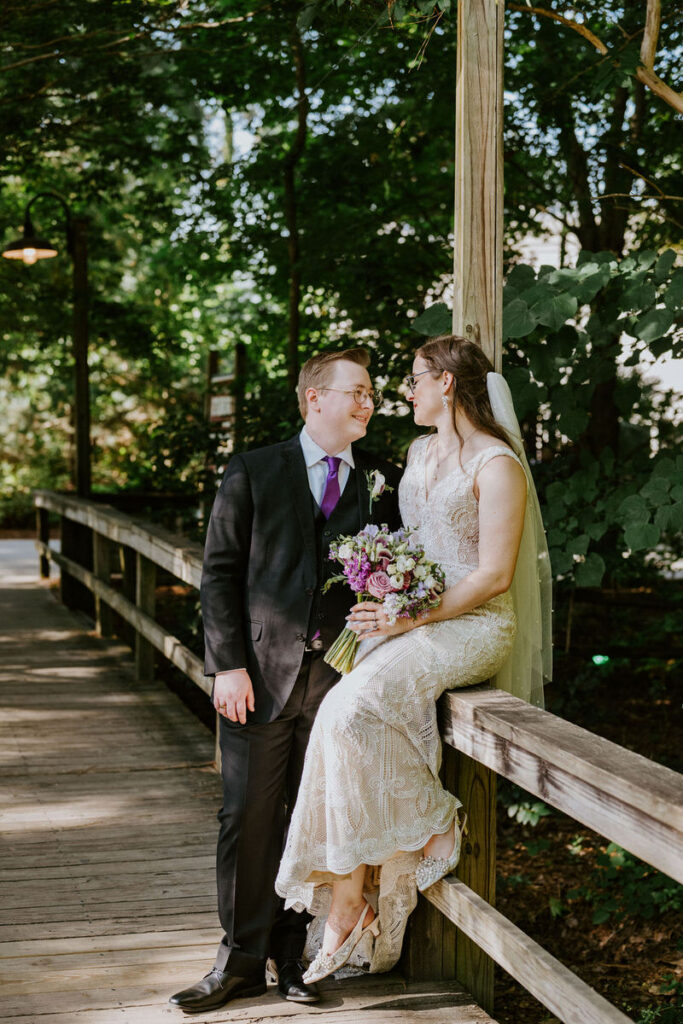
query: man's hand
[{"left": 213, "top": 669, "right": 255, "bottom": 724}]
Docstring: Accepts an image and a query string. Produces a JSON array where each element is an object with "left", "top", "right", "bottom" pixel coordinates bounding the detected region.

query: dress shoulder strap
[{"left": 469, "top": 444, "right": 524, "bottom": 479}]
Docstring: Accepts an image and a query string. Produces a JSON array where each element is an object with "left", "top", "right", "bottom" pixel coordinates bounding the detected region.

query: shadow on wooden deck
[{"left": 0, "top": 548, "right": 495, "bottom": 1023}]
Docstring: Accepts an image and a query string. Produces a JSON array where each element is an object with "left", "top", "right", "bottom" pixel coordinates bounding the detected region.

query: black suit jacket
[{"left": 200, "top": 434, "right": 402, "bottom": 722}]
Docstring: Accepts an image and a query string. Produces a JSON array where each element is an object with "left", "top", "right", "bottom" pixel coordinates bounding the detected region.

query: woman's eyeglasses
[
  {"left": 319, "top": 386, "right": 384, "bottom": 408},
  {"left": 403, "top": 370, "right": 432, "bottom": 394}
]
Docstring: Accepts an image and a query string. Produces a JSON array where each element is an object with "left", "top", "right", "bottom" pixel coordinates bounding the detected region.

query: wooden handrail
[
  {"left": 440, "top": 688, "right": 683, "bottom": 884},
  {"left": 33, "top": 489, "right": 682, "bottom": 1024}
]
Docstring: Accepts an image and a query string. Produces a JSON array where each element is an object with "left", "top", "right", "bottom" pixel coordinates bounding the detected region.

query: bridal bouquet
[{"left": 322, "top": 523, "right": 445, "bottom": 674}]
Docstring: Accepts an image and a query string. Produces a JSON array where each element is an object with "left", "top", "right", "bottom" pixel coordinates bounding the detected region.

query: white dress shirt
[{"left": 299, "top": 426, "right": 354, "bottom": 506}]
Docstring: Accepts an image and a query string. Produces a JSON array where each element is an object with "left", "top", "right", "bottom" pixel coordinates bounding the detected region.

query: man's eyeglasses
[
  {"left": 403, "top": 370, "right": 433, "bottom": 394},
  {"left": 320, "top": 386, "right": 383, "bottom": 408}
]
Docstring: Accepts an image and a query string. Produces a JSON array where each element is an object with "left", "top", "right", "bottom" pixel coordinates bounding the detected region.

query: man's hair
[{"left": 297, "top": 346, "right": 370, "bottom": 418}]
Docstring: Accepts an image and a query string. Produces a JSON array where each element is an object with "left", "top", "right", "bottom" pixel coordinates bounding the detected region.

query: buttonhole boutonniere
[{"left": 365, "top": 469, "right": 394, "bottom": 515}]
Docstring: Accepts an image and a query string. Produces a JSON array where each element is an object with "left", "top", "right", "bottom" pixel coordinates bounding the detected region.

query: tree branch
[
  {"left": 507, "top": 4, "right": 607, "bottom": 54},
  {"left": 640, "top": 0, "right": 661, "bottom": 68},
  {"left": 635, "top": 65, "right": 683, "bottom": 115}
]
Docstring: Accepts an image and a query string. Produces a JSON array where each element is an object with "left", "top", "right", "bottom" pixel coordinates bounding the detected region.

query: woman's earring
[{"left": 442, "top": 395, "right": 450, "bottom": 410}]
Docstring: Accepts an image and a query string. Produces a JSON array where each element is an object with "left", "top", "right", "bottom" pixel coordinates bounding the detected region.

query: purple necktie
[{"left": 320, "top": 456, "right": 341, "bottom": 519}]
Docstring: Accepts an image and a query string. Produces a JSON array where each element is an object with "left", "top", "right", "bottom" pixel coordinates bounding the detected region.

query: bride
[{"left": 275, "top": 334, "right": 552, "bottom": 984}]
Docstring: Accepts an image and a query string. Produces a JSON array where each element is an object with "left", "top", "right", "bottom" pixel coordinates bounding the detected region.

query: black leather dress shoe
[
  {"left": 169, "top": 968, "right": 266, "bottom": 1013},
  {"left": 276, "top": 958, "right": 320, "bottom": 1003}
]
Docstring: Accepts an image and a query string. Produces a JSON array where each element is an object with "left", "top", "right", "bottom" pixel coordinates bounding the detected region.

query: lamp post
[{"left": 2, "top": 193, "right": 91, "bottom": 497}]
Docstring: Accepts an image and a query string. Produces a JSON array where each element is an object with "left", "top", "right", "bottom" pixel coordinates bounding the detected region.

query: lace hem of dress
[{"left": 275, "top": 793, "right": 461, "bottom": 902}]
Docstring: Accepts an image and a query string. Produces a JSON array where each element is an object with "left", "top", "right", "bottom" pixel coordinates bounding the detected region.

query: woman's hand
[{"left": 346, "top": 601, "right": 415, "bottom": 640}]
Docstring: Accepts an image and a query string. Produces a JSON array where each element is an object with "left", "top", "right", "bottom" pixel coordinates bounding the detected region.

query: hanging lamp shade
[{"left": 2, "top": 210, "right": 58, "bottom": 264}]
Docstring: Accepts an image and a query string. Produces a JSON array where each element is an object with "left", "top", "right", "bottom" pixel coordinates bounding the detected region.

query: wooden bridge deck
[{"left": 0, "top": 543, "right": 495, "bottom": 1024}]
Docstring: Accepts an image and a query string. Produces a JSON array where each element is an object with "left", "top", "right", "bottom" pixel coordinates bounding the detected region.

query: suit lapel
[
  {"left": 281, "top": 437, "right": 317, "bottom": 570},
  {"left": 354, "top": 451, "right": 370, "bottom": 526}
]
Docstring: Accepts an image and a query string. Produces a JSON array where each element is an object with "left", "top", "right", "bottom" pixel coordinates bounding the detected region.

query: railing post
[
  {"left": 118, "top": 544, "right": 137, "bottom": 647},
  {"left": 36, "top": 507, "right": 50, "bottom": 579},
  {"left": 454, "top": 750, "right": 496, "bottom": 1013},
  {"left": 135, "top": 552, "right": 156, "bottom": 680},
  {"left": 92, "top": 532, "right": 114, "bottom": 636},
  {"left": 401, "top": 741, "right": 459, "bottom": 983},
  {"left": 60, "top": 515, "right": 80, "bottom": 608}
]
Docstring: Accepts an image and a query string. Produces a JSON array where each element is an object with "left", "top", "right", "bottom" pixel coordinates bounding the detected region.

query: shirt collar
[{"left": 300, "top": 426, "right": 355, "bottom": 469}]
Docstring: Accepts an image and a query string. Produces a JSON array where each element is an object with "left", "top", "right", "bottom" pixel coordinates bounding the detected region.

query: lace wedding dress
[{"left": 275, "top": 437, "right": 520, "bottom": 972}]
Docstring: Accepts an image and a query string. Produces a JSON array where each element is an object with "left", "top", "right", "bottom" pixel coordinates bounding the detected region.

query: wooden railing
[{"left": 34, "top": 490, "right": 683, "bottom": 1024}]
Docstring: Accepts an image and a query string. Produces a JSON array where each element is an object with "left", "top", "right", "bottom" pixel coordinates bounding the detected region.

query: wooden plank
[
  {"left": 0, "top": 974, "right": 494, "bottom": 1023},
  {"left": 426, "top": 877, "right": 633, "bottom": 1024},
  {"left": 452, "top": 0, "right": 504, "bottom": 366},
  {"left": 135, "top": 552, "right": 156, "bottom": 680},
  {"left": 34, "top": 491, "right": 204, "bottom": 590},
  {"left": 36, "top": 542, "right": 210, "bottom": 695},
  {"left": 440, "top": 688, "right": 683, "bottom": 883}
]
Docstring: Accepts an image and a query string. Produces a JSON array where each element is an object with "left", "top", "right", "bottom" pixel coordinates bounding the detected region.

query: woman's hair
[{"left": 416, "top": 334, "right": 512, "bottom": 451}]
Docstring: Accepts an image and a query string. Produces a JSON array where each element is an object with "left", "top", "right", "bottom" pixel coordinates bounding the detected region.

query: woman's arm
[{"left": 348, "top": 454, "right": 527, "bottom": 638}]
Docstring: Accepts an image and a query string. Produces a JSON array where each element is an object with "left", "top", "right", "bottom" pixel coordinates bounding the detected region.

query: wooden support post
[
  {"left": 135, "top": 552, "right": 156, "bottom": 680},
  {"left": 60, "top": 517, "right": 93, "bottom": 613},
  {"left": 119, "top": 544, "right": 137, "bottom": 647},
  {"left": 36, "top": 507, "right": 50, "bottom": 578},
  {"left": 401, "top": 742, "right": 459, "bottom": 982},
  {"left": 92, "top": 533, "right": 114, "bottom": 636},
  {"left": 454, "top": 749, "right": 497, "bottom": 1013},
  {"left": 449, "top": 0, "right": 504, "bottom": 1004},
  {"left": 452, "top": 0, "right": 505, "bottom": 368}
]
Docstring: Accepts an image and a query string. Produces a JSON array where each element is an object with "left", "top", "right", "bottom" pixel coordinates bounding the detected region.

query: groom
[{"left": 170, "top": 347, "right": 401, "bottom": 1013}]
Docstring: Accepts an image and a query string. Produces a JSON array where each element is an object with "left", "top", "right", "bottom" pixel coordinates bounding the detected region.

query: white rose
[
  {"left": 424, "top": 574, "right": 436, "bottom": 589},
  {"left": 414, "top": 564, "right": 427, "bottom": 579},
  {"left": 370, "top": 470, "right": 386, "bottom": 499},
  {"left": 404, "top": 557, "right": 416, "bottom": 571},
  {"left": 390, "top": 574, "right": 404, "bottom": 588},
  {"left": 338, "top": 543, "right": 354, "bottom": 560}
]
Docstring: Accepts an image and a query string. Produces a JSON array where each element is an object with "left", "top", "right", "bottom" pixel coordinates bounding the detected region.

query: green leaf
[
  {"left": 568, "top": 533, "right": 589, "bottom": 556},
  {"left": 640, "top": 476, "right": 671, "bottom": 504},
  {"left": 654, "top": 249, "right": 676, "bottom": 283},
  {"left": 663, "top": 269, "right": 683, "bottom": 311},
  {"left": 617, "top": 494, "right": 649, "bottom": 525},
  {"left": 506, "top": 264, "right": 536, "bottom": 291},
  {"left": 634, "top": 307, "right": 674, "bottom": 343},
  {"left": 296, "top": 2, "right": 319, "bottom": 31},
  {"left": 623, "top": 282, "right": 656, "bottom": 311},
  {"left": 624, "top": 522, "right": 660, "bottom": 551},
  {"left": 530, "top": 291, "right": 578, "bottom": 332},
  {"left": 411, "top": 302, "right": 451, "bottom": 336},
  {"left": 574, "top": 553, "right": 605, "bottom": 587},
  {"left": 586, "top": 521, "right": 608, "bottom": 541},
  {"left": 655, "top": 504, "right": 683, "bottom": 532},
  {"left": 503, "top": 299, "right": 538, "bottom": 339},
  {"left": 550, "top": 548, "right": 573, "bottom": 575}
]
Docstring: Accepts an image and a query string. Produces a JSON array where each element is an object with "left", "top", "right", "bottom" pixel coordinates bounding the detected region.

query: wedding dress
[{"left": 275, "top": 437, "right": 521, "bottom": 973}]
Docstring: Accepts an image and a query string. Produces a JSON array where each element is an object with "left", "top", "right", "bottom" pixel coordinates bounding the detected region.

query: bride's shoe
[
  {"left": 302, "top": 901, "right": 380, "bottom": 984},
  {"left": 415, "top": 812, "right": 468, "bottom": 892}
]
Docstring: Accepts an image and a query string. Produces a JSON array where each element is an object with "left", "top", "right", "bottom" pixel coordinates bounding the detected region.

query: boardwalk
[{"left": 0, "top": 543, "right": 495, "bottom": 1024}]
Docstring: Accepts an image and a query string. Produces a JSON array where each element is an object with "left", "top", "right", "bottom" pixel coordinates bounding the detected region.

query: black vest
[{"left": 307, "top": 469, "right": 364, "bottom": 648}]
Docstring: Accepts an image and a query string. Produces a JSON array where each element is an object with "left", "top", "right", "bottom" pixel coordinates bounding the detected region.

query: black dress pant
[{"left": 214, "top": 651, "right": 336, "bottom": 976}]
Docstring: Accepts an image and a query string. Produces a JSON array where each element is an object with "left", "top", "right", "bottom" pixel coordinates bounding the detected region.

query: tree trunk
[{"left": 283, "top": 19, "right": 308, "bottom": 394}]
